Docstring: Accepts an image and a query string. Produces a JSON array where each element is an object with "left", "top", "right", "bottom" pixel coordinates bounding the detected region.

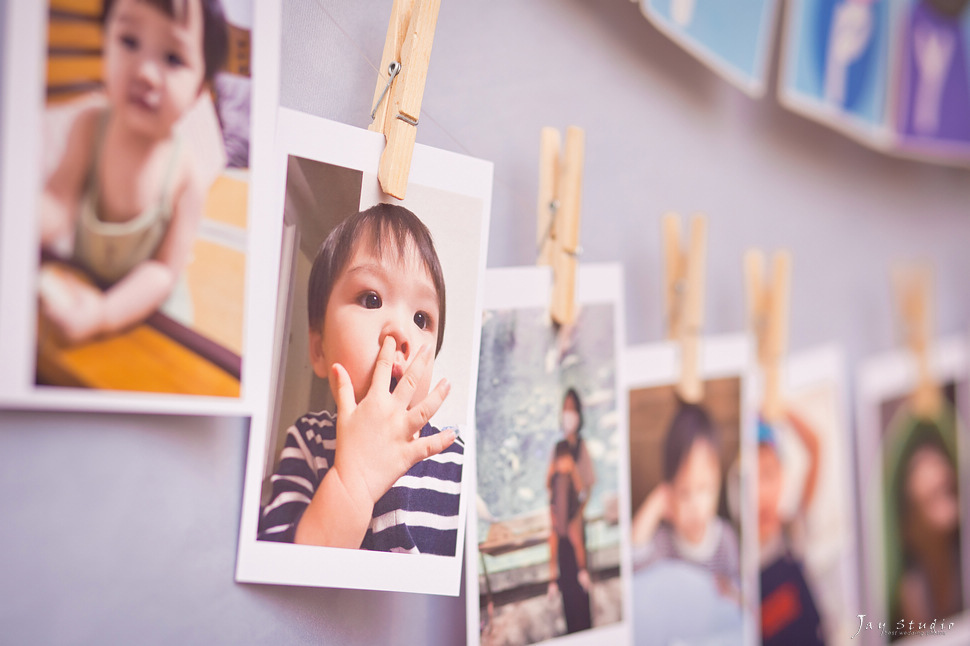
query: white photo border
[{"left": 235, "top": 108, "right": 492, "bottom": 596}]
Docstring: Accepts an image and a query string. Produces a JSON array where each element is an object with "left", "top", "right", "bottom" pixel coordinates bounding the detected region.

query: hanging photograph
[
  {"left": 466, "top": 264, "right": 632, "bottom": 646},
  {"left": 235, "top": 108, "right": 492, "bottom": 595},
  {"left": 756, "top": 345, "right": 861, "bottom": 645},
  {"left": 625, "top": 335, "right": 759, "bottom": 646},
  {"left": 638, "top": 0, "right": 779, "bottom": 97},
  {"left": 779, "top": 0, "right": 893, "bottom": 149},
  {"left": 888, "top": 0, "right": 970, "bottom": 166},
  {"left": 856, "top": 336, "right": 969, "bottom": 644},
  {"left": 0, "top": 0, "right": 279, "bottom": 414}
]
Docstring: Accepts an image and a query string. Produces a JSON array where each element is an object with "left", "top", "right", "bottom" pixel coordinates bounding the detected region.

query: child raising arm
[{"left": 295, "top": 339, "right": 454, "bottom": 548}]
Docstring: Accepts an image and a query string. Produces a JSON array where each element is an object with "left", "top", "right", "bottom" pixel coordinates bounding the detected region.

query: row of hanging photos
[
  {"left": 532, "top": 134, "right": 942, "bottom": 444},
  {"left": 532, "top": 120, "right": 794, "bottom": 420},
  {"left": 363, "top": 0, "right": 941, "bottom": 421},
  {"left": 345, "top": 7, "right": 956, "bottom": 630},
  {"left": 629, "top": 0, "right": 970, "bottom": 169}
]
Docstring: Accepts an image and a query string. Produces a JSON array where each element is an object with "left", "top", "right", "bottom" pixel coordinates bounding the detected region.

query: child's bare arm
[
  {"left": 40, "top": 257, "right": 182, "bottom": 344},
  {"left": 41, "top": 159, "right": 206, "bottom": 343},
  {"left": 295, "top": 338, "right": 454, "bottom": 548},
  {"left": 786, "top": 408, "right": 820, "bottom": 513},
  {"left": 40, "top": 107, "right": 98, "bottom": 248},
  {"left": 631, "top": 483, "right": 670, "bottom": 546},
  {"left": 101, "top": 171, "right": 204, "bottom": 329}
]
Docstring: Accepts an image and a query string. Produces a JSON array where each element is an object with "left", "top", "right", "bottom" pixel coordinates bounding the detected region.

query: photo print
[
  {"left": 0, "top": 0, "right": 279, "bottom": 414},
  {"left": 638, "top": 0, "right": 779, "bottom": 96},
  {"left": 779, "top": 0, "right": 893, "bottom": 149},
  {"left": 889, "top": 0, "right": 970, "bottom": 165},
  {"left": 467, "top": 264, "right": 632, "bottom": 646},
  {"left": 856, "top": 336, "right": 970, "bottom": 644},
  {"left": 756, "top": 345, "right": 860, "bottom": 645},
  {"left": 625, "top": 335, "right": 759, "bottom": 646},
  {"left": 236, "top": 109, "right": 492, "bottom": 595}
]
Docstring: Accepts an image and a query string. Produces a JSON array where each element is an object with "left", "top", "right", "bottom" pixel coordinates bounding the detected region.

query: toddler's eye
[
  {"left": 166, "top": 51, "right": 185, "bottom": 68},
  {"left": 413, "top": 311, "right": 432, "bottom": 331},
  {"left": 120, "top": 34, "right": 139, "bottom": 51},
  {"left": 359, "top": 292, "right": 382, "bottom": 309}
]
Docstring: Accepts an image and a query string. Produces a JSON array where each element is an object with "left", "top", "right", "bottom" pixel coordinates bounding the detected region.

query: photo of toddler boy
[{"left": 258, "top": 203, "right": 464, "bottom": 555}]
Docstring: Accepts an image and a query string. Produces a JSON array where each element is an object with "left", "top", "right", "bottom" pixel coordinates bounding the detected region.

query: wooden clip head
[
  {"left": 368, "top": 0, "right": 441, "bottom": 199},
  {"left": 744, "top": 249, "right": 792, "bottom": 423},
  {"left": 892, "top": 264, "right": 941, "bottom": 419},
  {"left": 536, "top": 127, "right": 562, "bottom": 267},
  {"left": 535, "top": 126, "right": 585, "bottom": 326},
  {"left": 663, "top": 213, "right": 707, "bottom": 403}
]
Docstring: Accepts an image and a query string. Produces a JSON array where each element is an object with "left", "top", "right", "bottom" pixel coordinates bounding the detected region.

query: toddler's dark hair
[
  {"left": 926, "top": 0, "right": 970, "bottom": 19},
  {"left": 102, "top": 0, "right": 229, "bottom": 83},
  {"left": 307, "top": 203, "right": 446, "bottom": 355},
  {"left": 662, "top": 401, "right": 720, "bottom": 482}
]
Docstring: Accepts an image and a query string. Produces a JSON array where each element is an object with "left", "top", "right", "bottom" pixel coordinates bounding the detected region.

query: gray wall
[{"left": 2, "top": 0, "right": 968, "bottom": 644}]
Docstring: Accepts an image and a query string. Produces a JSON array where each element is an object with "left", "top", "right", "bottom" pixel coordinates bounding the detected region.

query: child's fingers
[
  {"left": 370, "top": 336, "right": 396, "bottom": 397},
  {"left": 331, "top": 363, "right": 357, "bottom": 414},
  {"left": 405, "top": 378, "right": 450, "bottom": 434},
  {"left": 392, "top": 343, "right": 432, "bottom": 406},
  {"left": 406, "top": 427, "right": 456, "bottom": 465}
]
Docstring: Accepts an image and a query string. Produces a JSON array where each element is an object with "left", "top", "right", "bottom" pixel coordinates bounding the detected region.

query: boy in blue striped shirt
[{"left": 258, "top": 203, "right": 463, "bottom": 555}]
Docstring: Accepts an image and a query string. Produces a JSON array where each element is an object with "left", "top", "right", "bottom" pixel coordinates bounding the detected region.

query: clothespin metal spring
[{"left": 370, "top": 61, "right": 402, "bottom": 121}]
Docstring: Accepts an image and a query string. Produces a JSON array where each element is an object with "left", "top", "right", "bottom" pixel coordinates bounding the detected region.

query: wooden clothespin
[
  {"left": 893, "top": 265, "right": 941, "bottom": 419},
  {"left": 536, "top": 126, "right": 585, "bottom": 326},
  {"left": 744, "top": 249, "right": 792, "bottom": 423},
  {"left": 368, "top": 0, "right": 441, "bottom": 199},
  {"left": 663, "top": 213, "right": 707, "bottom": 404}
]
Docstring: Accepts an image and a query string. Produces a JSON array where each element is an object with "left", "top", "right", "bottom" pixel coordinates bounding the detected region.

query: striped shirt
[
  {"left": 634, "top": 516, "right": 740, "bottom": 583},
  {"left": 257, "top": 410, "right": 464, "bottom": 555}
]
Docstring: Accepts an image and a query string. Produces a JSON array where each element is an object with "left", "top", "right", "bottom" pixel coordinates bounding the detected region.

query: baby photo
[
  {"left": 625, "top": 336, "right": 757, "bottom": 646},
  {"left": 468, "top": 264, "right": 631, "bottom": 646},
  {"left": 756, "top": 346, "right": 859, "bottom": 646},
  {"left": 31, "top": 0, "right": 255, "bottom": 400},
  {"left": 856, "top": 337, "right": 969, "bottom": 644},
  {"left": 236, "top": 110, "right": 491, "bottom": 595}
]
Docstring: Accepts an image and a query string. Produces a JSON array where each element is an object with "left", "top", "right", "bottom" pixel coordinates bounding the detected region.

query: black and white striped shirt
[{"left": 258, "top": 410, "right": 463, "bottom": 555}]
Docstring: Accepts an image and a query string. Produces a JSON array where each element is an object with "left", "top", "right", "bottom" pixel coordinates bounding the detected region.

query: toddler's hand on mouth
[
  {"left": 389, "top": 362, "right": 405, "bottom": 393},
  {"left": 329, "top": 338, "right": 453, "bottom": 509}
]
